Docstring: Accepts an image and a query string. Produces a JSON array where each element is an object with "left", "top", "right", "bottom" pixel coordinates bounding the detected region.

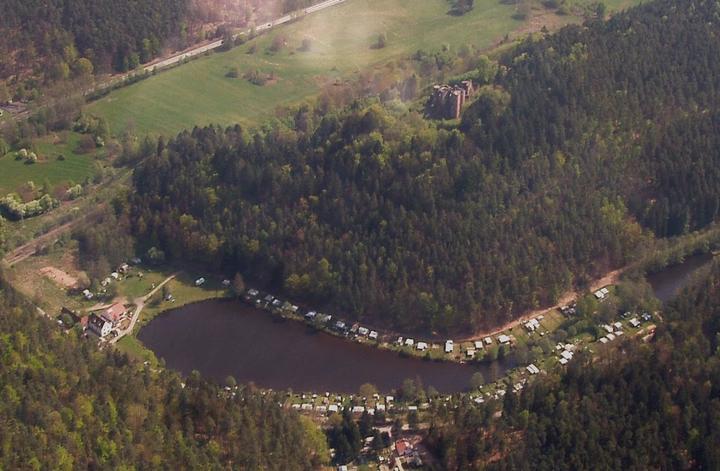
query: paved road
[
  {"left": 142, "top": 0, "right": 347, "bottom": 73},
  {"left": 3, "top": 0, "right": 348, "bottom": 121}
]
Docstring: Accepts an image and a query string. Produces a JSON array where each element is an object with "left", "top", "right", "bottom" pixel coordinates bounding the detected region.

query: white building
[{"left": 88, "top": 314, "right": 112, "bottom": 337}]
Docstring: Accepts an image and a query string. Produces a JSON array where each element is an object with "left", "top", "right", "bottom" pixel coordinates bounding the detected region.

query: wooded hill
[
  {"left": 427, "top": 262, "right": 720, "bottom": 469},
  {"left": 128, "top": 0, "right": 720, "bottom": 334},
  {"left": 0, "top": 0, "right": 324, "bottom": 100},
  {"left": 0, "top": 283, "right": 325, "bottom": 469},
  {"left": 0, "top": 0, "right": 189, "bottom": 86}
]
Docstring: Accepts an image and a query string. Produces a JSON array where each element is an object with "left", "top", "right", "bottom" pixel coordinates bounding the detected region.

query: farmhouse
[
  {"left": 88, "top": 314, "right": 112, "bottom": 338},
  {"left": 102, "top": 302, "right": 128, "bottom": 325}
]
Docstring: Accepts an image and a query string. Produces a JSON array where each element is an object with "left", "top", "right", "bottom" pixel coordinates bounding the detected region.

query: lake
[
  {"left": 647, "top": 253, "right": 714, "bottom": 303},
  {"left": 138, "top": 299, "right": 513, "bottom": 393}
]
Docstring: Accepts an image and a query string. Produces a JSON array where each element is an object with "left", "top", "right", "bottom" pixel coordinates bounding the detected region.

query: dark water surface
[
  {"left": 647, "top": 254, "right": 714, "bottom": 303},
  {"left": 138, "top": 299, "right": 512, "bottom": 393}
]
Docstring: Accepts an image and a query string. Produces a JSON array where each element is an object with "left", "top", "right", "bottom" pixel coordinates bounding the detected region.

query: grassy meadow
[
  {"left": 0, "top": 131, "right": 99, "bottom": 195},
  {"left": 87, "top": 0, "right": 526, "bottom": 136},
  {"left": 87, "top": 0, "right": 644, "bottom": 137}
]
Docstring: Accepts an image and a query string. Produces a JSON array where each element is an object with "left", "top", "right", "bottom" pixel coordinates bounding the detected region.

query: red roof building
[
  {"left": 396, "top": 439, "right": 412, "bottom": 456},
  {"left": 102, "top": 303, "right": 127, "bottom": 324}
]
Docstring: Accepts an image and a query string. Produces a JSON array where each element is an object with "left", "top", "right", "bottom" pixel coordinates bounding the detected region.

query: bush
[
  {"left": 66, "top": 184, "right": 83, "bottom": 200},
  {"left": 375, "top": 33, "right": 387, "bottom": 49},
  {"left": 76, "top": 134, "right": 96, "bottom": 154},
  {"left": 269, "top": 35, "right": 287, "bottom": 53},
  {"left": 225, "top": 67, "right": 240, "bottom": 78},
  {"left": 244, "top": 70, "right": 271, "bottom": 86}
]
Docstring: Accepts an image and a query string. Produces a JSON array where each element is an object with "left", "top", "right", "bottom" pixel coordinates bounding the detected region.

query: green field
[
  {"left": 0, "top": 131, "right": 99, "bottom": 195},
  {"left": 87, "top": 0, "right": 529, "bottom": 136},
  {"left": 87, "top": 0, "right": 644, "bottom": 137}
]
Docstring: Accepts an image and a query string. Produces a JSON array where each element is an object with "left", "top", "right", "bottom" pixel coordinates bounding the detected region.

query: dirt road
[
  {"left": 457, "top": 268, "right": 625, "bottom": 342},
  {"left": 4, "top": 220, "right": 78, "bottom": 267},
  {"left": 109, "top": 273, "right": 177, "bottom": 344}
]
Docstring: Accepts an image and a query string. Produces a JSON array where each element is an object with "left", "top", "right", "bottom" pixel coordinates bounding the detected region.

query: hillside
[
  {"left": 126, "top": 0, "right": 720, "bottom": 335},
  {"left": 0, "top": 0, "right": 324, "bottom": 101},
  {"left": 427, "top": 261, "right": 720, "bottom": 469},
  {"left": 0, "top": 0, "right": 188, "bottom": 86},
  {"left": 85, "top": 0, "right": 631, "bottom": 136},
  {"left": 0, "top": 283, "right": 325, "bottom": 469}
]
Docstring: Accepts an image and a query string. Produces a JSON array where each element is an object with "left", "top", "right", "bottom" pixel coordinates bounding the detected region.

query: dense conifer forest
[
  {"left": 427, "top": 262, "right": 720, "bottom": 469},
  {"left": 0, "top": 284, "right": 324, "bottom": 469},
  {"left": 128, "top": 0, "right": 720, "bottom": 334}
]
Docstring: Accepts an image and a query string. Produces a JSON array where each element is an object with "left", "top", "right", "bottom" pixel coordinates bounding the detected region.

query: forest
[
  {"left": 128, "top": 0, "right": 720, "bottom": 334},
  {"left": 0, "top": 0, "right": 324, "bottom": 100},
  {"left": 0, "top": 0, "right": 189, "bottom": 85},
  {"left": 0, "top": 283, "right": 326, "bottom": 469},
  {"left": 427, "top": 262, "right": 720, "bottom": 469}
]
